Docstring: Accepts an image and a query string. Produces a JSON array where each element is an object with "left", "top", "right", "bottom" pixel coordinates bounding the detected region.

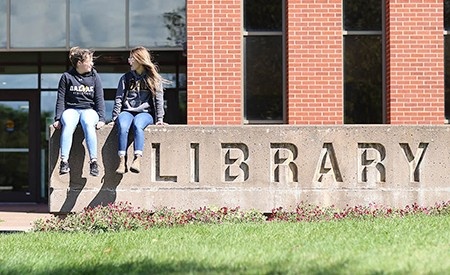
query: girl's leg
[
  {"left": 79, "top": 109, "right": 99, "bottom": 161},
  {"left": 60, "top": 109, "right": 81, "bottom": 162},
  {"left": 132, "top": 112, "right": 154, "bottom": 156},
  {"left": 116, "top": 111, "right": 134, "bottom": 156}
]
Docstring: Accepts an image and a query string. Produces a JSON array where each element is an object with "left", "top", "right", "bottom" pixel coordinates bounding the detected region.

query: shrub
[
  {"left": 33, "top": 202, "right": 266, "bottom": 233},
  {"left": 32, "top": 200, "right": 450, "bottom": 233},
  {"left": 267, "top": 200, "right": 450, "bottom": 222}
]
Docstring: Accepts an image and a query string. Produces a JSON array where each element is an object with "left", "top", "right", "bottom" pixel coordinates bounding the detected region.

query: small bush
[
  {"left": 267, "top": 200, "right": 450, "bottom": 222},
  {"left": 32, "top": 202, "right": 266, "bottom": 232},
  {"left": 33, "top": 200, "right": 450, "bottom": 233}
]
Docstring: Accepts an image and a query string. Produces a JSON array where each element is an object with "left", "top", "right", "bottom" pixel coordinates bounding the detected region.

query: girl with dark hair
[{"left": 53, "top": 47, "right": 106, "bottom": 176}]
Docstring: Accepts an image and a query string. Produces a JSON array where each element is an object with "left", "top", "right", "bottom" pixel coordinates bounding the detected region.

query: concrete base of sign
[{"left": 48, "top": 125, "right": 450, "bottom": 214}]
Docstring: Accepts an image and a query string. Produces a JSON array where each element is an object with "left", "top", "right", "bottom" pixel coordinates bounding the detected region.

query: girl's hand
[
  {"left": 53, "top": 121, "right": 61, "bottom": 129},
  {"left": 96, "top": 121, "right": 105, "bottom": 129}
]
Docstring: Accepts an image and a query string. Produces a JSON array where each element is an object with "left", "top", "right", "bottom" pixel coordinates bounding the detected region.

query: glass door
[{"left": 0, "top": 91, "right": 40, "bottom": 202}]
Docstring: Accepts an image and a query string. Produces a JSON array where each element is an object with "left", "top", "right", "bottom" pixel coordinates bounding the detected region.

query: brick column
[
  {"left": 186, "top": 0, "right": 242, "bottom": 125},
  {"left": 386, "top": 0, "right": 444, "bottom": 124},
  {"left": 286, "top": 1, "right": 343, "bottom": 124}
]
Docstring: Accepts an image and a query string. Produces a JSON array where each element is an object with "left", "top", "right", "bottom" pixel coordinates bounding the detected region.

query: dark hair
[{"left": 69, "top": 47, "right": 94, "bottom": 68}]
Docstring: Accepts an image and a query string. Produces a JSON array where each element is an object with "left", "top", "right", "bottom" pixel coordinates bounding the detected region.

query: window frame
[
  {"left": 242, "top": 0, "right": 286, "bottom": 125},
  {"left": 343, "top": 0, "right": 386, "bottom": 124}
]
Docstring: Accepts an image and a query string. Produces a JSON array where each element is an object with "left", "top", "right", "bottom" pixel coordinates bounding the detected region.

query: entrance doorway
[{"left": 0, "top": 91, "right": 40, "bottom": 202}]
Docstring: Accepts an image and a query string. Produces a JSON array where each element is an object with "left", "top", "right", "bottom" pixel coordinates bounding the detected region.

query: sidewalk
[{"left": 0, "top": 203, "right": 53, "bottom": 232}]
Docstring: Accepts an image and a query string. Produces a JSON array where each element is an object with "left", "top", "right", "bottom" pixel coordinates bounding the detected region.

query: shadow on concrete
[
  {"left": 88, "top": 125, "right": 124, "bottom": 207},
  {"left": 58, "top": 127, "right": 87, "bottom": 213},
  {"left": 49, "top": 125, "right": 137, "bottom": 212}
]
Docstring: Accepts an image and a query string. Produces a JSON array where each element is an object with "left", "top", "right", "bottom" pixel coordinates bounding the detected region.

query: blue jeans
[
  {"left": 60, "top": 108, "right": 99, "bottom": 162},
  {"left": 116, "top": 111, "right": 154, "bottom": 156}
]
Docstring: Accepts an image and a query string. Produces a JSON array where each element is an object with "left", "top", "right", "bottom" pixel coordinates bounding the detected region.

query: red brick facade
[
  {"left": 186, "top": 0, "right": 242, "bottom": 125},
  {"left": 386, "top": 0, "right": 444, "bottom": 124},
  {"left": 186, "top": 0, "right": 445, "bottom": 125},
  {"left": 286, "top": 1, "right": 343, "bottom": 125}
]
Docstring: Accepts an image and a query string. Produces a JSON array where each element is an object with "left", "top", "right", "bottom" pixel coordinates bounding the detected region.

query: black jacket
[{"left": 54, "top": 68, "right": 106, "bottom": 122}]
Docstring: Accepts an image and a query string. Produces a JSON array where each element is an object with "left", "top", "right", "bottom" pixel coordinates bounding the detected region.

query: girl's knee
[
  {"left": 82, "top": 121, "right": 97, "bottom": 129},
  {"left": 132, "top": 124, "right": 145, "bottom": 133}
]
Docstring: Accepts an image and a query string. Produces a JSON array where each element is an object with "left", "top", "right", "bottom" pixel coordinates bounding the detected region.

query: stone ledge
[{"left": 49, "top": 125, "right": 450, "bottom": 213}]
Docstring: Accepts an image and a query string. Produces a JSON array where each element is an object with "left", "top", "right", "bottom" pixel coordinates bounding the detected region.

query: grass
[{"left": 0, "top": 214, "right": 449, "bottom": 274}]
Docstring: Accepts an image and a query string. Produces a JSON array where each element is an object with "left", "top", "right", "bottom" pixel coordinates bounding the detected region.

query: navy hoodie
[
  {"left": 112, "top": 70, "right": 164, "bottom": 122},
  {"left": 54, "top": 68, "right": 106, "bottom": 122}
]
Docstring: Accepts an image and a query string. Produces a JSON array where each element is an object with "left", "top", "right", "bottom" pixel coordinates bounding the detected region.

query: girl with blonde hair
[{"left": 112, "top": 46, "right": 167, "bottom": 174}]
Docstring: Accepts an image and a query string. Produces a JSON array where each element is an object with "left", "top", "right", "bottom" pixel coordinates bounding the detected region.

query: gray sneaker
[
  {"left": 59, "top": 161, "right": 70, "bottom": 175},
  {"left": 90, "top": 161, "right": 99, "bottom": 176}
]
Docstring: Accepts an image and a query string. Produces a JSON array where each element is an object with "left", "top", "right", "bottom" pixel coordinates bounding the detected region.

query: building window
[
  {"left": 0, "top": 66, "right": 38, "bottom": 89},
  {"left": 243, "top": 0, "right": 284, "bottom": 123},
  {"left": 70, "top": 0, "right": 126, "bottom": 48},
  {"left": 10, "top": 0, "right": 66, "bottom": 48},
  {"left": 1, "top": 0, "right": 186, "bottom": 50},
  {"left": 130, "top": 0, "right": 186, "bottom": 48},
  {"left": 343, "top": 0, "right": 383, "bottom": 124},
  {"left": 445, "top": 0, "right": 450, "bottom": 120},
  {"left": 0, "top": 0, "right": 6, "bottom": 48}
]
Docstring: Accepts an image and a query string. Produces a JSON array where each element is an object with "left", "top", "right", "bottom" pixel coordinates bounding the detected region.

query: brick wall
[
  {"left": 385, "top": 0, "right": 443, "bottom": 124},
  {"left": 187, "top": 1, "right": 445, "bottom": 125},
  {"left": 286, "top": 0, "right": 343, "bottom": 125},
  {"left": 186, "top": 0, "right": 242, "bottom": 125}
]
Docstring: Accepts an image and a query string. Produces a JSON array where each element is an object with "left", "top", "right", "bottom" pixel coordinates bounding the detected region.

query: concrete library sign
[{"left": 48, "top": 125, "right": 450, "bottom": 214}]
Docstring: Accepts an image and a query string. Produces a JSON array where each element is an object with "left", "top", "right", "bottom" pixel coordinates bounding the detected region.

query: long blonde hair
[{"left": 130, "top": 46, "right": 168, "bottom": 94}]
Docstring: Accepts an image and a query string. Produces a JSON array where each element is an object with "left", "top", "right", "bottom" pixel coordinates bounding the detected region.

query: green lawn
[{"left": 1, "top": 215, "right": 449, "bottom": 274}]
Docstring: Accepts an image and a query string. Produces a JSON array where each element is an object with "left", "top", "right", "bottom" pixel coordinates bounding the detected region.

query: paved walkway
[{"left": 0, "top": 203, "right": 53, "bottom": 232}]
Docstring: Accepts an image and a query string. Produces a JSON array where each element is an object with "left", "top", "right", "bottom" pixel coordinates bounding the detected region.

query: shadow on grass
[
  {"left": 2, "top": 259, "right": 248, "bottom": 275},
  {"left": 0, "top": 258, "right": 389, "bottom": 275}
]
